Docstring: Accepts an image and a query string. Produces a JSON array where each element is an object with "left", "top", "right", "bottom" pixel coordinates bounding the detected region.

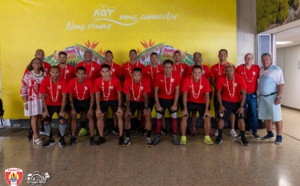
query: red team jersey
[
  {"left": 154, "top": 72, "right": 181, "bottom": 99},
  {"left": 75, "top": 61, "right": 101, "bottom": 81},
  {"left": 67, "top": 78, "right": 94, "bottom": 100},
  {"left": 210, "top": 62, "right": 234, "bottom": 79},
  {"left": 101, "top": 62, "right": 122, "bottom": 79},
  {"left": 236, "top": 64, "right": 260, "bottom": 93},
  {"left": 57, "top": 64, "right": 75, "bottom": 82},
  {"left": 123, "top": 78, "right": 151, "bottom": 102},
  {"left": 142, "top": 65, "right": 164, "bottom": 97},
  {"left": 173, "top": 62, "right": 189, "bottom": 79},
  {"left": 216, "top": 73, "right": 247, "bottom": 103},
  {"left": 39, "top": 77, "right": 68, "bottom": 106},
  {"left": 186, "top": 64, "right": 210, "bottom": 79},
  {"left": 181, "top": 77, "right": 211, "bottom": 104},
  {"left": 94, "top": 76, "right": 122, "bottom": 101},
  {"left": 121, "top": 61, "right": 144, "bottom": 80}
]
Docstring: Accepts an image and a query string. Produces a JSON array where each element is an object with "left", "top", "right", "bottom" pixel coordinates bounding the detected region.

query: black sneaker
[
  {"left": 161, "top": 127, "right": 168, "bottom": 135},
  {"left": 27, "top": 129, "right": 33, "bottom": 140},
  {"left": 96, "top": 136, "right": 106, "bottom": 145},
  {"left": 43, "top": 138, "right": 55, "bottom": 148},
  {"left": 241, "top": 137, "right": 249, "bottom": 146},
  {"left": 118, "top": 136, "right": 124, "bottom": 145},
  {"left": 123, "top": 137, "right": 131, "bottom": 146},
  {"left": 275, "top": 135, "right": 283, "bottom": 145},
  {"left": 68, "top": 137, "right": 77, "bottom": 146},
  {"left": 146, "top": 138, "right": 153, "bottom": 147},
  {"left": 152, "top": 135, "right": 161, "bottom": 145},
  {"left": 59, "top": 137, "right": 67, "bottom": 148},
  {"left": 172, "top": 135, "right": 180, "bottom": 145},
  {"left": 215, "top": 136, "right": 223, "bottom": 144},
  {"left": 253, "top": 133, "right": 261, "bottom": 140},
  {"left": 90, "top": 137, "right": 95, "bottom": 145},
  {"left": 112, "top": 126, "right": 120, "bottom": 135}
]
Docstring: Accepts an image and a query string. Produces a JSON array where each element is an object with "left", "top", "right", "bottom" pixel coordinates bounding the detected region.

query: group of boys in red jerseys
[{"left": 27, "top": 48, "right": 261, "bottom": 147}]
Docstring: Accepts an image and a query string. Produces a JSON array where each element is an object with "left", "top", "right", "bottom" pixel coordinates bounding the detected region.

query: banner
[{"left": 0, "top": 0, "right": 236, "bottom": 119}]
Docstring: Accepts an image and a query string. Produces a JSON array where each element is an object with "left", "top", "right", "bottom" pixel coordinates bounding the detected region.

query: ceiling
[{"left": 261, "top": 19, "right": 300, "bottom": 48}]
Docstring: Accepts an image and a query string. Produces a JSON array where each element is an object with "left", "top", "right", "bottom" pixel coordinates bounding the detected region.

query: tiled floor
[{"left": 0, "top": 107, "right": 299, "bottom": 186}]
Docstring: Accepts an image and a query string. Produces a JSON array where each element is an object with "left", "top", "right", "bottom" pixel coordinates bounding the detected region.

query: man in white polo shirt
[{"left": 258, "top": 53, "right": 284, "bottom": 145}]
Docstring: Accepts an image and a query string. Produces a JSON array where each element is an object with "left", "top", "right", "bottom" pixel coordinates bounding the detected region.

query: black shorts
[
  {"left": 218, "top": 100, "right": 244, "bottom": 121},
  {"left": 73, "top": 98, "right": 90, "bottom": 114},
  {"left": 128, "top": 101, "right": 144, "bottom": 115},
  {"left": 100, "top": 100, "right": 119, "bottom": 113},
  {"left": 43, "top": 106, "right": 63, "bottom": 123},
  {"left": 186, "top": 102, "right": 205, "bottom": 117},
  {"left": 148, "top": 97, "right": 155, "bottom": 110},
  {"left": 178, "top": 95, "right": 184, "bottom": 110},
  {"left": 156, "top": 98, "right": 177, "bottom": 115}
]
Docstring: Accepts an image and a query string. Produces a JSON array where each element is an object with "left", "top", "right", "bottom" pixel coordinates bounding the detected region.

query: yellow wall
[{"left": 0, "top": 0, "right": 236, "bottom": 119}]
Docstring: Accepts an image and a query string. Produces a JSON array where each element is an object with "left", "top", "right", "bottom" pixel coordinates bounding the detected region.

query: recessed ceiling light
[{"left": 276, "top": 41, "right": 293, "bottom": 45}]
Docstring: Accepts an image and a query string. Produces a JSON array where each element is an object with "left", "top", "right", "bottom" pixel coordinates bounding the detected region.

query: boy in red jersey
[
  {"left": 94, "top": 64, "right": 124, "bottom": 145},
  {"left": 121, "top": 49, "right": 144, "bottom": 81},
  {"left": 57, "top": 51, "right": 75, "bottom": 82},
  {"left": 215, "top": 64, "right": 249, "bottom": 146},
  {"left": 185, "top": 52, "right": 211, "bottom": 136},
  {"left": 153, "top": 59, "right": 181, "bottom": 145},
  {"left": 236, "top": 53, "right": 260, "bottom": 139},
  {"left": 123, "top": 68, "right": 152, "bottom": 146},
  {"left": 75, "top": 50, "right": 100, "bottom": 136},
  {"left": 210, "top": 49, "right": 237, "bottom": 137},
  {"left": 180, "top": 65, "right": 213, "bottom": 145},
  {"left": 67, "top": 66, "right": 95, "bottom": 145},
  {"left": 39, "top": 66, "right": 68, "bottom": 147}
]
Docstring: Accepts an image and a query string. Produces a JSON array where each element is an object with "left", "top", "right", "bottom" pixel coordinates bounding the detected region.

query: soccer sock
[
  {"left": 81, "top": 122, "right": 86, "bottom": 129},
  {"left": 59, "top": 124, "right": 66, "bottom": 137},
  {"left": 44, "top": 124, "right": 51, "bottom": 137},
  {"left": 218, "top": 129, "right": 223, "bottom": 137},
  {"left": 240, "top": 130, "right": 245, "bottom": 138},
  {"left": 156, "top": 119, "right": 162, "bottom": 135},
  {"left": 146, "top": 130, "right": 151, "bottom": 138},
  {"left": 171, "top": 118, "right": 178, "bottom": 134},
  {"left": 125, "top": 129, "right": 131, "bottom": 138}
]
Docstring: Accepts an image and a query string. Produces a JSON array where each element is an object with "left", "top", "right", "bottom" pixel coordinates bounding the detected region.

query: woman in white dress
[{"left": 20, "top": 58, "right": 45, "bottom": 145}]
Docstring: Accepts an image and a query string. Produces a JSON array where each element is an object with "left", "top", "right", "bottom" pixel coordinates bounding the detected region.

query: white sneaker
[
  {"left": 214, "top": 129, "right": 219, "bottom": 136},
  {"left": 230, "top": 129, "right": 238, "bottom": 137}
]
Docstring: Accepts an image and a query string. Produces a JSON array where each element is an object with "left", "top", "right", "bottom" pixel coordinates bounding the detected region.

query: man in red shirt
[
  {"left": 153, "top": 59, "right": 181, "bottom": 145},
  {"left": 39, "top": 66, "right": 68, "bottom": 147},
  {"left": 101, "top": 50, "right": 122, "bottom": 135},
  {"left": 94, "top": 64, "right": 124, "bottom": 145},
  {"left": 121, "top": 49, "right": 144, "bottom": 81},
  {"left": 123, "top": 68, "right": 152, "bottom": 146},
  {"left": 68, "top": 66, "right": 95, "bottom": 145},
  {"left": 210, "top": 49, "right": 237, "bottom": 137},
  {"left": 75, "top": 50, "right": 100, "bottom": 136},
  {"left": 180, "top": 65, "right": 213, "bottom": 145},
  {"left": 215, "top": 64, "right": 249, "bottom": 146},
  {"left": 185, "top": 52, "right": 211, "bottom": 136},
  {"left": 142, "top": 52, "right": 163, "bottom": 134},
  {"left": 236, "top": 53, "right": 260, "bottom": 139},
  {"left": 57, "top": 51, "right": 75, "bottom": 82},
  {"left": 25, "top": 49, "right": 51, "bottom": 140}
]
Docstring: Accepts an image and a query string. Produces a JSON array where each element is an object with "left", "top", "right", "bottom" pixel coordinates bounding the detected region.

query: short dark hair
[
  {"left": 173, "top": 50, "right": 181, "bottom": 55},
  {"left": 84, "top": 49, "right": 93, "bottom": 55},
  {"left": 192, "top": 65, "right": 203, "bottom": 71},
  {"left": 105, "top": 50, "right": 113, "bottom": 55},
  {"left": 150, "top": 52, "right": 158, "bottom": 57},
  {"left": 58, "top": 51, "right": 67, "bottom": 56},
  {"left": 76, "top": 66, "right": 86, "bottom": 72},
  {"left": 132, "top": 67, "right": 142, "bottom": 73},
  {"left": 129, "top": 49, "right": 137, "bottom": 55},
  {"left": 193, "top": 52, "right": 202, "bottom": 57},
  {"left": 261, "top": 53, "right": 272, "bottom": 59},
  {"left": 101, "top": 64, "right": 111, "bottom": 70},
  {"left": 27, "top": 58, "right": 44, "bottom": 72},
  {"left": 163, "top": 59, "right": 174, "bottom": 66},
  {"left": 50, "top": 66, "right": 60, "bottom": 71},
  {"left": 219, "top": 49, "right": 228, "bottom": 55}
]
